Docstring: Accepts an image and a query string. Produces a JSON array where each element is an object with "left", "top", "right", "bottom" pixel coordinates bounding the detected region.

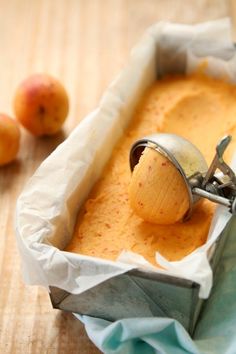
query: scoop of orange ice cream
[{"left": 129, "top": 147, "right": 190, "bottom": 224}]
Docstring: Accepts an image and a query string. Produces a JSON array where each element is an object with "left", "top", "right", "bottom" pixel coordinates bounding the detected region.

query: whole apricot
[
  {"left": 14, "top": 74, "right": 69, "bottom": 136},
  {"left": 0, "top": 114, "right": 21, "bottom": 166}
]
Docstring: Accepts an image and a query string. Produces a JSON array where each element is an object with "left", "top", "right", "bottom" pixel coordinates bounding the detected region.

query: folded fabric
[
  {"left": 79, "top": 316, "right": 199, "bottom": 354},
  {"left": 76, "top": 217, "right": 236, "bottom": 354}
]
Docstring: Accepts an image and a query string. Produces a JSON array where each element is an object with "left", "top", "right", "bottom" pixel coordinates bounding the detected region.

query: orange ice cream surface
[{"left": 66, "top": 73, "right": 236, "bottom": 266}]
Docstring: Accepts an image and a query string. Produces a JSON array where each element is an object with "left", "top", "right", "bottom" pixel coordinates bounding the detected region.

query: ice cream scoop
[
  {"left": 129, "top": 133, "right": 236, "bottom": 224},
  {"left": 129, "top": 147, "right": 190, "bottom": 224}
]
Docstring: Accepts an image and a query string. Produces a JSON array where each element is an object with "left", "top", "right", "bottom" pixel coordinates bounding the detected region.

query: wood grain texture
[{"left": 0, "top": 0, "right": 232, "bottom": 353}]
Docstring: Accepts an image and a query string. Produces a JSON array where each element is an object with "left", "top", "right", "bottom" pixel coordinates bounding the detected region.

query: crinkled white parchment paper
[{"left": 16, "top": 18, "right": 236, "bottom": 299}]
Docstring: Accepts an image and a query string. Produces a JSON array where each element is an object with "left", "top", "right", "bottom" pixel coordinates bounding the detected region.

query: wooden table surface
[{"left": 0, "top": 0, "right": 234, "bottom": 353}]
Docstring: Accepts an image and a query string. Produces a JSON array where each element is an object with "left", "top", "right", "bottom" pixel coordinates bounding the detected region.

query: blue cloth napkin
[{"left": 77, "top": 217, "right": 236, "bottom": 354}]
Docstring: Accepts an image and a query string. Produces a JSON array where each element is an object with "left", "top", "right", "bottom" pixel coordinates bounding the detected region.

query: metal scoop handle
[
  {"left": 203, "top": 135, "right": 236, "bottom": 187},
  {"left": 192, "top": 135, "right": 236, "bottom": 214}
]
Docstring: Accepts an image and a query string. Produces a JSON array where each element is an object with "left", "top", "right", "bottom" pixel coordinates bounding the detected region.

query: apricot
[
  {"left": 0, "top": 114, "right": 21, "bottom": 166},
  {"left": 14, "top": 74, "right": 69, "bottom": 136}
]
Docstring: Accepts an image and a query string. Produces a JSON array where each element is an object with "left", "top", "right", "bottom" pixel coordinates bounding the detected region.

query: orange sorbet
[{"left": 66, "top": 73, "right": 236, "bottom": 265}]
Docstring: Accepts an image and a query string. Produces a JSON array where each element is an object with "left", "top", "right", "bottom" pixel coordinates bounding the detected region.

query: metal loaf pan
[{"left": 47, "top": 22, "right": 235, "bottom": 335}]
